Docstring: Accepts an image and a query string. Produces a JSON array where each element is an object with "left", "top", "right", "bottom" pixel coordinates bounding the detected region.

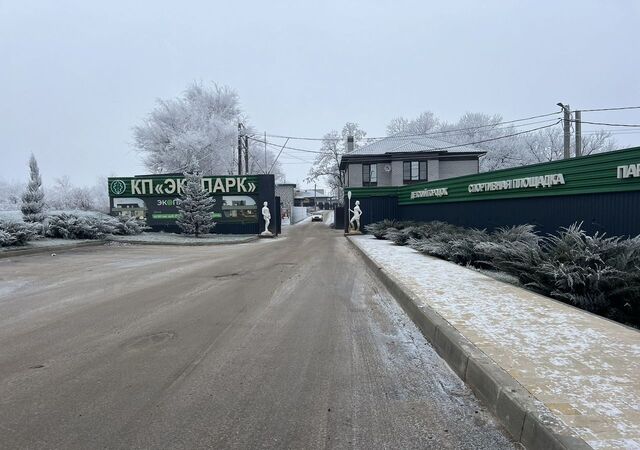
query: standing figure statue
[
  {"left": 261, "top": 201, "right": 272, "bottom": 235},
  {"left": 349, "top": 200, "right": 362, "bottom": 232}
]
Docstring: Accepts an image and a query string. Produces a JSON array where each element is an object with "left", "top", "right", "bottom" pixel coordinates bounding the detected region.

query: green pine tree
[
  {"left": 176, "top": 171, "right": 215, "bottom": 237},
  {"left": 21, "top": 154, "right": 45, "bottom": 223}
]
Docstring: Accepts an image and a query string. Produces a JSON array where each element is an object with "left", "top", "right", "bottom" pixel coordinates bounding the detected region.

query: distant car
[{"left": 311, "top": 212, "right": 323, "bottom": 222}]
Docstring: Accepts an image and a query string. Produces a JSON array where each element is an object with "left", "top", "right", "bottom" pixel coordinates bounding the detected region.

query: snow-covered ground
[
  {"left": 109, "top": 232, "right": 254, "bottom": 245},
  {"left": 350, "top": 235, "right": 640, "bottom": 449},
  {"left": 0, "top": 238, "right": 97, "bottom": 253}
]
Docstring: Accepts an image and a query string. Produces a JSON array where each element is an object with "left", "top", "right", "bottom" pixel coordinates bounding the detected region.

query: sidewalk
[{"left": 349, "top": 235, "right": 640, "bottom": 450}]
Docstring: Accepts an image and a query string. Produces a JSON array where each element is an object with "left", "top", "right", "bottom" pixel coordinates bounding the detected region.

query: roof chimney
[{"left": 346, "top": 135, "right": 354, "bottom": 153}]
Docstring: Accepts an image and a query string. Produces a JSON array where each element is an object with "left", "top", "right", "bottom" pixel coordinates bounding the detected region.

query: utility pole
[
  {"left": 244, "top": 135, "right": 249, "bottom": 174},
  {"left": 557, "top": 103, "right": 571, "bottom": 159},
  {"left": 575, "top": 110, "right": 582, "bottom": 157},
  {"left": 314, "top": 182, "right": 317, "bottom": 211},
  {"left": 237, "top": 123, "right": 243, "bottom": 175}
]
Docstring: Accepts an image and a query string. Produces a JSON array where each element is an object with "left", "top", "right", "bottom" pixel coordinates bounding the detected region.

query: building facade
[{"left": 339, "top": 135, "right": 485, "bottom": 188}]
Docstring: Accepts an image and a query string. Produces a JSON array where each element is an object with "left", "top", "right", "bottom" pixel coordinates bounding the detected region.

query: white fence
[{"left": 291, "top": 206, "right": 308, "bottom": 224}]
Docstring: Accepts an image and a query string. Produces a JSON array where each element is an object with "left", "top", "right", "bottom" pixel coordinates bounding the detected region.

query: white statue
[
  {"left": 261, "top": 201, "right": 272, "bottom": 235},
  {"left": 349, "top": 200, "right": 362, "bottom": 231}
]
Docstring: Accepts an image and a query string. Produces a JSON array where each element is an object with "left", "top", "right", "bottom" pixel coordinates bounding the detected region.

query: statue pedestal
[
  {"left": 259, "top": 230, "right": 274, "bottom": 238},
  {"left": 345, "top": 230, "right": 363, "bottom": 236}
]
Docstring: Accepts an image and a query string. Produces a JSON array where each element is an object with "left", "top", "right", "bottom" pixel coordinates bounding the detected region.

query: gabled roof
[{"left": 345, "top": 134, "right": 485, "bottom": 156}]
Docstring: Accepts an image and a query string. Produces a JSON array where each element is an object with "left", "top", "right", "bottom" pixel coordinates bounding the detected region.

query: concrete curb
[
  {"left": 0, "top": 235, "right": 260, "bottom": 258},
  {"left": 105, "top": 236, "right": 259, "bottom": 246},
  {"left": 0, "top": 240, "right": 107, "bottom": 259},
  {"left": 346, "top": 236, "right": 592, "bottom": 450}
]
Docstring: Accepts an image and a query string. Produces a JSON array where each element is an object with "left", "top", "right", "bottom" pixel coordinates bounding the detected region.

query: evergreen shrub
[
  {"left": 367, "top": 219, "right": 640, "bottom": 327},
  {"left": 0, "top": 221, "right": 40, "bottom": 246}
]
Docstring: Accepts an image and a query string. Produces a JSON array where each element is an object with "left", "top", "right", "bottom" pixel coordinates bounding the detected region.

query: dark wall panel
[
  {"left": 334, "top": 206, "right": 345, "bottom": 230},
  {"left": 399, "top": 191, "right": 640, "bottom": 237},
  {"left": 344, "top": 196, "right": 399, "bottom": 232}
]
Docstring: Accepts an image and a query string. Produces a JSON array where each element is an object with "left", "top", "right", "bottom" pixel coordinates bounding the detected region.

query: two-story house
[{"left": 339, "top": 135, "right": 486, "bottom": 188}]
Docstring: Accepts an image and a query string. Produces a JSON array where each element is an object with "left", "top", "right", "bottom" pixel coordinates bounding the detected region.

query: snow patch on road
[{"left": 0, "top": 279, "right": 30, "bottom": 298}]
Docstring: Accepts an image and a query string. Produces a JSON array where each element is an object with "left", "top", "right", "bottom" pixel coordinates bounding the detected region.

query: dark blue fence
[{"left": 349, "top": 191, "right": 640, "bottom": 237}]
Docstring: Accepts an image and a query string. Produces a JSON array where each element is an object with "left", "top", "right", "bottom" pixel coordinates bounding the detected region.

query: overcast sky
[{"left": 1, "top": 0, "right": 639, "bottom": 188}]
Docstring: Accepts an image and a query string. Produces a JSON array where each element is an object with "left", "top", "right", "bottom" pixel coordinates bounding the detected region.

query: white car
[{"left": 311, "top": 212, "right": 323, "bottom": 222}]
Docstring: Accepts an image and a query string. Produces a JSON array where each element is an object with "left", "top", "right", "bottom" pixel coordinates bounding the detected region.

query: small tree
[
  {"left": 306, "top": 122, "right": 367, "bottom": 199},
  {"left": 21, "top": 154, "right": 45, "bottom": 223},
  {"left": 176, "top": 171, "right": 215, "bottom": 237}
]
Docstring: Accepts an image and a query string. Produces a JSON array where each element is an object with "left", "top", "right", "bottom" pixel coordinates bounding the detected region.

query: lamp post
[{"left": 347, "top": 190, "right": 352, "bottom": 232}]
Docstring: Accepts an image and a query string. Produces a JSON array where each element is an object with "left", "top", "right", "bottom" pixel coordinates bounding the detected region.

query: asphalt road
[{"left": 0, "top": 218, "right": 516, "bottom": 449}]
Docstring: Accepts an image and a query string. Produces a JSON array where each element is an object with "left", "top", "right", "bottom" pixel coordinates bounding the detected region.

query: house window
[
  {"left": 362, "top": 163, "right": 377, "bottom": 186},
  {"left": 403, "top": 161, "right": 427, "bottom": 182}
]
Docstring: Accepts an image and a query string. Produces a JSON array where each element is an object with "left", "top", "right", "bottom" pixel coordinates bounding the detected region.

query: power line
[
  {"left": 279, "top": 151, "right": 317, "bottom": 163},
  {"left": 251, "top": 120, "right": 562, "bottom": 157},
  {"left": 258, "top": 111, "right": 561, "bottom": 142},
  {"left": 569, "top": 119, "right": 640, "bottom": 128},
  {"left": 578, "top": 106, "right": 640, "bottom": 113},
  {"left": 247, "top": 136, "right": 326, "bottom": 154},
  {"left": 268, "top": 137, "right": 289, "bottom": 174},
  {"left": 416, "top": 120, "right": 562, "bottom": 152},
  {"left": 581, "top": 129, "right": 640, "bottom": 135}
]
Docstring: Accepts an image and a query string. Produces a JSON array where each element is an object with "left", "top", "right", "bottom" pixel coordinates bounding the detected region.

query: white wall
[{"left": 291, "top": 206, "right": 308, "bottom": 224}]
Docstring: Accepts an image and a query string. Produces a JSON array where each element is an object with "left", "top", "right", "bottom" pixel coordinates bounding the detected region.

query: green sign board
[
  {"left": 348, "top": 146, "right": 640, "bottom": 205},
  {"left": 108, "top": 175, "right": 260, "bottom": 226},
  {"left": 107, "top": 175, "right": 259, "bottom": 197}
]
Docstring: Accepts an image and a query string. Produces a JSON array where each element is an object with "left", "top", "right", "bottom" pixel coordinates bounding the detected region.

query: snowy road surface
[{"left": 0, "top": 221, "right": 515, "bottom": 449}]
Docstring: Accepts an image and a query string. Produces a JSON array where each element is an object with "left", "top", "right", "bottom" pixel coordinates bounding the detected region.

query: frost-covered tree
[
  {"left": 21, "top": 154, "right": 45, "bottom": 222},
  {"left": 440, "top": 113, "right": 523, "bottom": 171},
  {"left": 386, "top": 111, "right": 439, "bottom": 136},
  {"left": 134, "top": 82, "right": 242, "bottom": 175},
  {"left": 307, "top": 122, "right": 367, "bottom": 198},
  {"left": 0, "top": 180, "right": 25, "bottom": 210},
  {"left": 176, "top": 170, "right": 215, "bottom": 237},
  {"left": 521, "top": 127, "right": 617, "bottom": 166},
  {"left": 397, "top": 111, "right": 617, "bottom": 171},
  {"left": 46, "top": 176, "right": 110, "bottom": 212}
]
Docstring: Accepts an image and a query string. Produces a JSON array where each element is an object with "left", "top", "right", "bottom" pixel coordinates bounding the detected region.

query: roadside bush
[
  {"left": 0, "top": 220, "right": 40, "bottom": 246},
  {"left": 46, "top": 213, "right": 105, "bottom": 239},
  {"left": 384, "top": 225, "right": 427, "bottom": 246},
  {"left": 110, "top": 216, "right": 148, "bottom": 235},
  {"left": 367, "top": 219, "right": 640, "bottom": 327},
  {"left": 539, "top": 224, "right": 640, "bottom": 321},
  {"left": 45, "top": 214, "right": 147, "bottom": 239},
  {"left": 365, "top": 219, "right": 403, "bottom": 239},
  {"left": 408, "top": 226, "right": 489, "bottom": 266}
]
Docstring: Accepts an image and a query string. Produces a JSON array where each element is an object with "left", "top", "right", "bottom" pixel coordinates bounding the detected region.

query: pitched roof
[{"left": 345, "top": 134, "right": 485, "bottom": 156}]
